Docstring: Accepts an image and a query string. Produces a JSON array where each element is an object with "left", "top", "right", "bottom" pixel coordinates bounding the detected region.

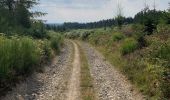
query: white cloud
[{"left": 33, "top": 0, "right": 169, "bottom": 23}]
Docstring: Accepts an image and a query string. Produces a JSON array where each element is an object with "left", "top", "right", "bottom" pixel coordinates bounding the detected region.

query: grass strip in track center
[{"left": 76, "top": 41, "right": 96, "bottom": 100}]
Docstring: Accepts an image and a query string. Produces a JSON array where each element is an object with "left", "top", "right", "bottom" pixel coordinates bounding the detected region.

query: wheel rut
[{"left": 66, "top": 41, "right": 81, "bottom": 100}]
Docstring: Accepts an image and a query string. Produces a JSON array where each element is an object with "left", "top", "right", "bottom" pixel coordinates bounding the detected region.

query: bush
[
  {"left": 121, "top": 38, "right": 138, "bottom": 55},
  {"left": 112, "top": 32, "right": 125, "bottom": 41},
  {"left": 0, "top": 36, "right": 41, "bottom": 79},
  {"left": 36, "top": 40, "right": 53, "bottom": 63},
  {"left": 65, "top": 31, "right": 80, "bottom": 39},
  {"left": 48, "top": 32, "right": 63, "bottom": 53},
  {"left": 43, "top": 40, "right": 53, "bottom": 61},
  {"left": 80, "top": 31, "right": 91, "bottom": 40},
  {"left": 133, "top": 32, "right": 148, "bottom": 48}
]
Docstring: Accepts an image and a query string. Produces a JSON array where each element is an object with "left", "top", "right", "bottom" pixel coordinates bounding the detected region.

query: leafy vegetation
[
  {"left": 0, "top": 31, "right": 63, "bottom": 95},
  {"left": 120, "top": 38, "right": 138, "bottom": 55},
  {"left": 48, "top": 32, "right": 64, "bottom": 53},
  {"left": 0, "top": 36, "right": 40, "bottom": 78},
  {"left": 0, "top": 0, "right": 46, "bottom": 38},
  {"left": 112, "top": 32, "right": 125, "bottom": 41}
]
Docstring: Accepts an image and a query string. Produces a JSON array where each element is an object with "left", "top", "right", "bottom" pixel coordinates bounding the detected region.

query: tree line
[
  {"left": 46, "top": 17, "right": 133, "bottom": 31},
  {"left": 47, "top": 3, "right": 170, "bottom": 33}
]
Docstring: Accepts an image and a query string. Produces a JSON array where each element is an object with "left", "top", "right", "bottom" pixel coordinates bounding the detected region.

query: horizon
[{"left": 33, "top": 0, "right": 169, "bottom": 23}]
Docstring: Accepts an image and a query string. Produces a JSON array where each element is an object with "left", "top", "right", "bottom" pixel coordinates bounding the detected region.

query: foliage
[
  {"left": 0, "top": 0, "right": 46, "bottom": 37},
  {"left": 120, "top": 38, "right": 138, "bottom": 55},
  {"left": 115, "top": 16, "right": 124, "bottom": 29},
  {"left": 112, "top": 32, "right": 125, "bottom": 41},
  {"left": 144, "top": 18, "right": 157, "bottom": 35},
  {"left": 65, "top": 31, "right": 81, "bottom": 39},
  {"left": 0, "top": 36, "right": 41, "bottom": 79},
  {"left": 80, "top": 31, "right": 91, "bottom": 40},
  {"left": 132, "top": 32, "right": 148, "bottom": 48},
  {"left": 134, "top": 9, "right": 169, "bottom": 35},
  {"left": 0, "top": 34, "right": 63, "bottom": 93},
  {"left": 29, "top": 22, "right": 47, "bottom": 38},
  {"left": 46, "top": 17, "right": 133, "bottom": 31},
  {"left": 157, "top": 24, "right": 170, "bottom": 35},
  {"left": 48, "top": 32, "right": 64, "bottom": 53}
]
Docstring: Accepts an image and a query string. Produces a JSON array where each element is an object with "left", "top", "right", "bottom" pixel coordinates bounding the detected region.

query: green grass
[
  {"left": 112, "top": 32, "right": 125, "bottom": 41},
  {"left": 120, "top": 38, "right": 138, "bottom": 55},
  {"left": 0, "top": 36, "right": 41, "bottom": 79},
  {"left": 77, "top": 42, "right": 96, "bottom": 100},
  {"left": 0, "top": 32, "right": 64, "bottom": 94}
]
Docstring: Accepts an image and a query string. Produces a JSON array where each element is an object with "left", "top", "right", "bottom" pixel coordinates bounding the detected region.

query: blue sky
[{"left": 33, "top": 0, "right": 169, "bottom": 23}]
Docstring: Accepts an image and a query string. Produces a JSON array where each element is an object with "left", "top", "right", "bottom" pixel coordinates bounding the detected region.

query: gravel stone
[{"left": 80, "top": 42, "right": 144, "bottom": 100}]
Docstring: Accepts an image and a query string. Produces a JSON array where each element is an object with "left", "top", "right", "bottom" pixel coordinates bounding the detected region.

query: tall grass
[
  {"left": 0, "top": 36, "right": 41, "bottom": 79},
  {"left": 0, "top": 31, "right": 64, "bottom": 96}
]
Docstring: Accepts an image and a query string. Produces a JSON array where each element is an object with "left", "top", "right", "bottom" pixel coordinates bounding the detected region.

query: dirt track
[
  {"left": 1, "top": 40, "right": 144, "bottom": 100},
  {"left": 66, "top": 41, "right": 81, "bottom": 100}
]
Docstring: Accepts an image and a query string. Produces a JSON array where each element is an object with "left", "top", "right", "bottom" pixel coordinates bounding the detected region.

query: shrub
[
  {"left": 80, "top": 31, "right": 91, "bottom": 40},
  {"left": 121, "top": 38, "right": 138, "bottom": 55},
  {"left": 0, "top": 36, "right": 41, "bottom": 79},
  {"left": 48, "top": 32, "right": 63, "bottom": 53},
  {"left": 43, "top": 40, "right": 53, "bottom": 61},
  {"left": 65, "top": 31, "right": 80, "bottom": 39},
  {"left": 112, "top": 32, "right": 125, "bottom": 41},
  {"left": 36, "top": 40, "right": 53, "bottom": 63},
  {"left": 133, "top": 32, "right": 148, "bottom": 48}
]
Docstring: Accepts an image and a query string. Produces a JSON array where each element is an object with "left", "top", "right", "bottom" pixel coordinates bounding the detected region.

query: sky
[{"left": 33, "top": 0, "right": 170, "bottom": 23}]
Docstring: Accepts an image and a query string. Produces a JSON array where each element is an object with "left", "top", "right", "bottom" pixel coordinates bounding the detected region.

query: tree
[
  {"left": 0, "top": 0, "right": 46, "bottom": 36},
  {"left": 115, "top": 1, "right": 124, "bottom": 29},
  {"left": 15, "top": 1, "right": 31, "bottom": 28}
]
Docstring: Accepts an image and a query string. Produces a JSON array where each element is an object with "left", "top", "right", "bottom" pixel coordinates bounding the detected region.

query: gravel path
[
  {"left": 66, "top": 41, "right": 81, "bottom": 100},
  {"left": 1, "top": 41, "right": 73, "bottom": 100},
  {"left": 80, "top": 42, "right": 144, "bottom": 100}
]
